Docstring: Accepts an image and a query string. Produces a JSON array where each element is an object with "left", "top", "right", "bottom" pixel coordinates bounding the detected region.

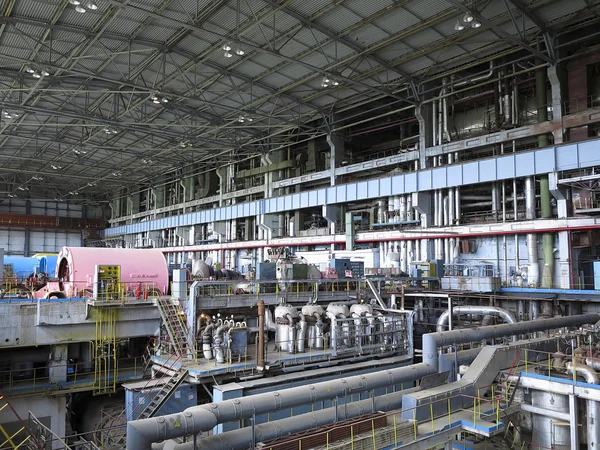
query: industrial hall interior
[{"left": 6, "top": 0, "right": 600, "bottom": 449}]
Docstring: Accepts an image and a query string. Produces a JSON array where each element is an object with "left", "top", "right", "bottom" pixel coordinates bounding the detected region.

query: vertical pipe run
[
  {"left": 536, "top": 60, "right": 554, "bottom": 289},
  {"left": 257, "top": 301, "right": 265, "bottom": 370}
]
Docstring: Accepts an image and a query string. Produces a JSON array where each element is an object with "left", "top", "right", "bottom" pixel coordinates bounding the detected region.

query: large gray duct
[
  {"left": 566, "top": 362, "right": 600, "bottom": 450},
  {"left": 423, "top": 314, "right": 600, "bottom": 371},
  {"left": 126, "top": 363, "right": 434, "bottom": 450},
  {"left": 166, "top": 388, "right": 418, "bottom": 450},
  {"left": 436, "top": 305, "right": 516, "bottom": 332}
]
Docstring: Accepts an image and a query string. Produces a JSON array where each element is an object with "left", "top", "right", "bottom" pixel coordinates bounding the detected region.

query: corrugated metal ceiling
[{"left": 0, "top": 0, "right": 595, "bottom": 200}]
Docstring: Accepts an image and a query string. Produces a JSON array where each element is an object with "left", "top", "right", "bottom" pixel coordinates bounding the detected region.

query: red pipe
[{"left": 161, "top": 224, "right": 600, "bottom": 253}]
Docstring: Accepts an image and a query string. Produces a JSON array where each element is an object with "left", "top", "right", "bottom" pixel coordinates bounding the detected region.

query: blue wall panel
[
  {"left": 479, "top": 159, "right": 496, "bottom": 182},
  {"left": 462, "top": 161, "right": 479, "bottom": 185},
  {"left": 418, "top": 171, "right": 432, "bottom": 190},
  {"left": 496, "top": 155, "right": 514, "bottom": 178},
  {"left": 103, "top": 139, "right": 600, "bottom": 237}
]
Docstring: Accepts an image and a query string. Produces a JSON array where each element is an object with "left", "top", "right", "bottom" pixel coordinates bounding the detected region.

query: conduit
[
  {"left": 126, "top": 363, "right": 435, "bottom": 450},
  {"left": 566, "top": 362, "right": 600, "bottom": 450},
  {"left": 436, "top": 306, "right": 516, "bottom": 332},
  {"left": 422, "top": 314, "right": 600, "bottom": 371},
  {"left": 166, "top": 388, "right": 419, "bottom": 450}
]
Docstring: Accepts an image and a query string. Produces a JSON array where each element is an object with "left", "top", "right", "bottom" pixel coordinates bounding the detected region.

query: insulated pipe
[
  {"left": 422, "top": 314, "right": 600, "bottom": 371},
  {"left": 166, "top": 388, "right": 419, "bottom": 450},
  {"left": 436, "top": 306, "right": 517, "bottom": 332},
  {"left": 432, "top": 97, "right": 438, "bottom": 145},
  {"left": 264, "top": 308, "right": 277, "bottom": 332},
  {"left": 296, "top": 314, "right": 307, "bottom": 353},
  {"left": 442, "top": 78, "right": 451, "bottom": 142},
  {"left": 257, "top": 301, "right": 265, "bottom": 370},
  {"left": 454, "top": 187, "right": 460, "bottom": 225},
  {"left": 525, "top": 177, "right": 539, "bottom": 286},
  {"left": 406, "top": 195, "right": 413, "bottom": 221},
  {"left": 587, "top": 358, "right": 600, "bottom": 371},
  {"left": 201, "top": 324, "right": 215, "bottom": 360},
  {"left": 126, "top": 363, "right": 435, "bottom": 450},
  {"left": 566, "top": 362, "right": 600, "bottom": 450}
]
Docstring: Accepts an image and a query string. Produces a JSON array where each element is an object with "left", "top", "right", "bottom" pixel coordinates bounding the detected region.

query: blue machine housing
[{"left": 3, "top": 255, "right": 58, "bottom": 278}]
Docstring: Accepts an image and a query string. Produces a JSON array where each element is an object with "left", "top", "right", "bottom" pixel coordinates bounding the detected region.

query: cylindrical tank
[
  {"left": 531, "top": 390, "right": 570, "bottom": 450},
  {"left": 55, "top": 247, "right": 169, "bottom": 296},
  {"left": 274, "top": 305, "right": 298, "bottom": 354}
]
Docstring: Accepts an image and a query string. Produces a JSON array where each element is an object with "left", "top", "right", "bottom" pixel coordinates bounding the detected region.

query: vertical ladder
[
  {"left": 135, "top": 368, "right": 189, "bottom": 420},
  {"left": 93, "top": 307, "right": 117, "bottom": 395},
  {"left": 156, "top": 298, "right": 195, "bottom": 358},
  {"left": 0, "top": 391, "right": 42, "bottom": 450}
]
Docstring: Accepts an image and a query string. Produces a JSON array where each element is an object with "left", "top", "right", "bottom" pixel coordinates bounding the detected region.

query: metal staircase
[
  {"left": 0, "top": 391, "right": 42, "bottom": 450},
  {"left": 136, "top": 368, "right": 190, "bottom": 420},
  {"left": 99, "top": 351, "right": 189, "bottom": 448},
  {"left": 156, "top": 298, "right": 196, "bottom": 358}
]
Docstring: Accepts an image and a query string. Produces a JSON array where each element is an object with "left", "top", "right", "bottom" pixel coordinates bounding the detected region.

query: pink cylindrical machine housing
[{"left": 55, "top": 247, "right": 169, "bottom": 297}]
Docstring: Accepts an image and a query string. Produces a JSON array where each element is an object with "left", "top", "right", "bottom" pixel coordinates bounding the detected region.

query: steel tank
[{"left": 531, "top": 390, "right": 570, "bottom": 450}]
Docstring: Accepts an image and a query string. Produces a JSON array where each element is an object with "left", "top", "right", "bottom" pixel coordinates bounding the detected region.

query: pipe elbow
[{"left": 567, "top": 362, "right": 600, "bottom": 384}]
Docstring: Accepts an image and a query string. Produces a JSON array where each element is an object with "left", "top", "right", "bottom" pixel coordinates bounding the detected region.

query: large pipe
[
  {"left": 436, "top": 306, "right": 517, "bottom": 332},
  {"left": 442, "top": 78, "right": 451, "bottom": 142},
  {"left": 168, "top": 388, "right": 418, "bottom": 450},
  {"left": 525, "top": 177, "right": 540, "bottom": 287},
  {"left": 566, "top": 362, "right": 600, "bottom": 450},
  {"left": 257, "top": 301, "right": 265, "bottom": 370},
  {"left": 422, "top": 314, "right": 600, "bottom": 371},
  {"left": 126, "top": 363, "right": 435, "bottom": 450},
  {"left": 535, "top": 60, "right": 554, "bottom": 289}
]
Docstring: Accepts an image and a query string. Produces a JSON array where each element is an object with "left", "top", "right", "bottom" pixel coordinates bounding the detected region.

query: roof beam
[
  {"left": 506, "top": 0, "right": 556, "bottom": 61},
  {"left": 506, "top": 0, "right": 550, "bottom": 34},
  {"left": 259, "top": 0, "right": 419, "bottom": 100},
  {"left": 444, "top": 0, "right": 552, "bottom": 64},
  {"left": 112, "top": 0, "right": 416, "bottom": 105}
]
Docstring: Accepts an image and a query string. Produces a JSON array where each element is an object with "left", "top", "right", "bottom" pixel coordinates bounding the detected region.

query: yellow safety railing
[
  {"left": 263, "top": 391, "right": 505, "bottom": 450},
  {"left": 0, "top": 353, "right": 145, "bottom": 396}
]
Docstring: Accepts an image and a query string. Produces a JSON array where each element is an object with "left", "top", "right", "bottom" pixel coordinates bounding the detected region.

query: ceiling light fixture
[
  {"left": 235, "top": 49, "right": 245, "bottom": 56},
  {"left": 224, "top": 51, "right": 233, "bottom": 58},
  {"left": 463, "top": 11, "right": 474, "bottom": 23},
  {"left": 471, "top": 19, "right": 481, "bottom": 28},
  {"left": 222, "top": 43, "right": 232, "bottom": 51},
  {"left": 86, "top": 1, "right": 98, "bottom": 10},
  {"left": 73, "top": 149, "right": 87, "bottom": 155},
  {"left": 8, "top": 194, "right": 16, "bottom": 198},
  {"left": 75, "top": 5, "right": 86, "bottom": 13},
  {"left": 25, "top": 67, "right": 35, "bottom": 74},
  {"left": 40, "top": 69, "right": 50, "bottom": 77},
  {"left": 32, "top": 175, "right": 43, "bottom": 181},
  {"left": 32, "top": 72, "right": 41, "bottom": 79},
  {"left": 17, "top": 186, "right": 26, "bottom": 191},
  {"left": 103, "top": 127, "right": 118, "bottom": 134},
  {"left": 112, "top": 171, "right": 122, "bottom": 177},
  {"left": 68, "top": 0, "right": 81, "bottom": 4},
  {"left": 321, "top": 75, "right": 340, "bottom": 88},
  {"left": 151, "top": 92, "right": 168, "bottom": 104},
  {"left": 454, "top": 20, "right": 465, "bottom": 31}
]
